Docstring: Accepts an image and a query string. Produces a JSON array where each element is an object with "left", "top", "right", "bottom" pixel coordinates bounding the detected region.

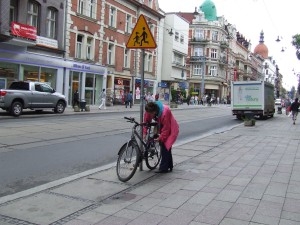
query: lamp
[
  {"left": 281, "top": 47, "right": 286, "bottom": 52},
  {"left": 166, "top": 28, "right": 174, "bottom": 36},
  {"left": 275, "top": 36, "right": 281, "bottom": 42}
]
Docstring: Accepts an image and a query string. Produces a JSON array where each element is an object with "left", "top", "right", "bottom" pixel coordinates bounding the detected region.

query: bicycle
[{"left": 116, "top": 117, "right": 162, "bottom": 182}]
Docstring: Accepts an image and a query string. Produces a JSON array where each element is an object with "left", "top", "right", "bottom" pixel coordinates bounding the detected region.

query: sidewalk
[{"left": 0, "top": 108, "right": 299, "bottom": 225}]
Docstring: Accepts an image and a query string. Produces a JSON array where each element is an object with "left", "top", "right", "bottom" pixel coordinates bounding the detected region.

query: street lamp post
[{"left": 200, "top": 56, "right": 206, "bottom": 98}]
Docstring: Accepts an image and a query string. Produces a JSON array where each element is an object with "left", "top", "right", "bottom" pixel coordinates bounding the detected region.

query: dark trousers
[
  {"left": 125, "top": 100, "right": 132, "bottom": 108},
  {"left": 159, "top": 142, "right": 173, "bottom": 171}
]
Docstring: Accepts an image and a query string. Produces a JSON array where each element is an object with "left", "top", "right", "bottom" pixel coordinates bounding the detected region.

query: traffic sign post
[
  {"left": 126, "top": 14, "right": 157, "bottom": 49},
  {"left": 126, "top": 14, "right": 157, "bottom": 171}
]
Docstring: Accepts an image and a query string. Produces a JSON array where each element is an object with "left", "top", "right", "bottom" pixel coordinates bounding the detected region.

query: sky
[{"left": 158, "top": 0, "right": 300, "bottom": 90}]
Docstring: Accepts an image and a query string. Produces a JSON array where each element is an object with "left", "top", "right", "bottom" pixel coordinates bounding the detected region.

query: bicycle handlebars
[{"left": 124, "top": 117, "right": 157, "bottom": 127}]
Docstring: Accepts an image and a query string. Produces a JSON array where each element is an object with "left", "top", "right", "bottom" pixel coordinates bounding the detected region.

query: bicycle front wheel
[
  {"left": 145, "top": 141, "right": 161, "bottom": 170},
  {"left": 116, "top": 141, "right": 140, "bottom": 182}
]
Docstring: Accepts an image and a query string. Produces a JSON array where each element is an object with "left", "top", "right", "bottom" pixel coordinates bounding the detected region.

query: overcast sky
[{"left": 158, "top": 0, "right": 299, "bottom": 90}]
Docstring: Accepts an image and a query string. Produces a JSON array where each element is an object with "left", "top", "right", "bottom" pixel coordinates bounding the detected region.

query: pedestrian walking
[
  {"left": 73, "top": 90, "right": 79, "bottom": 108},
  {"left": 143, "top": 101, "right": 179, "bottom": 173},
  {"left": 98, "top": 89, "right": 106, "bottom": 110},
  {"left": 290, "top": 98, "right": 300, "bottom": 125},
  {"left": 125, "top": 91, "right": 133, "bottom": 108}
]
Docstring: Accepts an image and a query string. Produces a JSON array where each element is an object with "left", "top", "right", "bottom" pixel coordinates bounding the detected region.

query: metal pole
[
  {"left": 139, "top": 49, "right": 145, "bottom": 171},
  {"left": 201, "top": 57, "right": 205, "bottom": 98}
]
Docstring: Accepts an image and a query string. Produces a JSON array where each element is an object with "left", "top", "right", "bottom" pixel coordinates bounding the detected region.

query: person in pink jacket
[{"left": 144, "top": 101, "right": 179, "bottom": 173}]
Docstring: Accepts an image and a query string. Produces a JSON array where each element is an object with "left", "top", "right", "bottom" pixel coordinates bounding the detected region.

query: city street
[{"left": 0, "top": 105, "right": 238, "bottom": 197}]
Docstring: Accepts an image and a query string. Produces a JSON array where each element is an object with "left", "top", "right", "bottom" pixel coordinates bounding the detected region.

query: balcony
[
  {"left": 190, "top": 37, "right": 209, "bottom": 44},
  {"left": 189, "top": 56, "right": 206, "bottom": 63},
  {"left": 172, "top": 61, "right": 186, "bottom": 69},
  {"left": 220, "top": 41, "right": 229, "bottom": 48}
]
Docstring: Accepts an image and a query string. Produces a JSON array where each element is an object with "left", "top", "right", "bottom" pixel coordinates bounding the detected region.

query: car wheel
[
  {"left": 10, "top": 101, "right": 23, "bottom": 117},
  {"left": 54, "top": 101, "right": 65, "bottom": 113}
]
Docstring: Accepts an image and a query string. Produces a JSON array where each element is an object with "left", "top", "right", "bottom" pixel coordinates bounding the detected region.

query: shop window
[
  {"left": 41, "top": 67, "right": 57, "bottom": 87},
  {"left": 21, "top": 65, "right": 39, "bottom": 81},
  {"left": 0, "top": 62, "right": 18, "bottom": 88}
]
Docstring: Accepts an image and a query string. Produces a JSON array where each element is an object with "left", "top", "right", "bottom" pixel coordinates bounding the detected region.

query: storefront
[
  {"left": 113, "top": 77, "right": 131, "bottom": 105},
  {"left": 134, "top": 78, "right": 155, "bottom": 103},
  {"left": 0, "top": 44, "right": 106, "bottom": 106}
]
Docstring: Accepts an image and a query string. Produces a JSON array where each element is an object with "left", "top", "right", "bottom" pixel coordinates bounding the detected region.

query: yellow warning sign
[{"left": 126, "top": 14, "right": 157, "bottom": 49}]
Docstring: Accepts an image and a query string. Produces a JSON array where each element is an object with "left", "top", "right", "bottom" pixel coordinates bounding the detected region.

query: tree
[{"left": 292, "top": 34, "right": 300, "bottom": 60}]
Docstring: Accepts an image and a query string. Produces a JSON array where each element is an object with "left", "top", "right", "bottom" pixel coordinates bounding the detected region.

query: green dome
[{"left": 199, "top": 0, "right": 217, "bottom": 21}]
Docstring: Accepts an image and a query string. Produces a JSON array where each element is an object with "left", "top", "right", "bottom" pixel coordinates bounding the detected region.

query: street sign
[{"left": 126, "top": 14, "right": 157, "bottom": 49}]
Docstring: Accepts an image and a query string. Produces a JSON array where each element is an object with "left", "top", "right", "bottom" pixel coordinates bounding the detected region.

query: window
[
  {"left": 78, "top": 0, "right": 84, "bottom": 14},
  {"left": 180, "top": 34, "right": 184, "bottom": 44},
  {"left": 174, "top": 31, "right": 179, "bottom": 42},
  {"left": 211, "top": 49, "right": 217, "bottom": 59},
  {"left": 148, "top": 0, "right": 153, "bottom": 8},
  {"left": 195, "top": 28, "right": 204, "bottom": 40},
  {"left": 87, "top": 0, "right": 95, "bottom": 18},
  {"left": 174, "top": 53, "right": 183, "bottom": 66},
  {"left": 10, "top": 0, "right": 18, "bottom": 24},
  {"left": 193, "top": 65, "right": 202, "bottom": 75},
  {"left": 86, "top": 37, "right": 93, "bottom": 60},
  {"left": 109, "top": 7, "right": 116, "bottom": 27},
  {"left": 210, "top": 66, "right": 217, "bottom": 76},
  {"left": 143, "top": 54, "right": 153, "bottom": 72},
  {"left": 124, "top": 49, "right": 130, "bottom": 68},
  {"left": 194, "top": 47, "right": 204, "bottom": 56},
  {"left": 27, "top": 1, "right": 39, "bottom": 29},
  {"left": 212, "top": 31, "right": 218, "bottom": 41},
  {"left": 46, "top": 7, "right": 57, "bottom": 39},
  {"left": 78, "top": 0, "right": 96, "bottom": 18},
  {"left": 108, "top": 43, "right": 115, "bottom": 65},
  {"left": 125, "top": 14, "right": 132, "bottom": 33},
  {"left": 148, "top": 55, "right": 152, "bottom": 72},
  {"left": 76, "top": 35, "right": 83, "bottom": 58}
]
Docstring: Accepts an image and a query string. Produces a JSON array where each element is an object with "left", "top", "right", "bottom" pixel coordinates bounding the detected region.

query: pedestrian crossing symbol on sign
[{"left": 126, "top": 14, "right": 157, "bottom": 49}]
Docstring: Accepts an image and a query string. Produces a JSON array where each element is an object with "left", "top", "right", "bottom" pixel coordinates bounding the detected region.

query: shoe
[
  {"left": 155, "top": 170, "right": 168, "bottom": 173},
  {"left": 293, "top": 122, "right": 295, "bottom": 125},
  {"left": 169, "top": 167, "right": 173, "bottom": 172}
]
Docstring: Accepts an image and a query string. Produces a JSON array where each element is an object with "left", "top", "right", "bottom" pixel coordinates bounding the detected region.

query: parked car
[{"left": 0, "top": 81, "right": 67, "bottom": 117}]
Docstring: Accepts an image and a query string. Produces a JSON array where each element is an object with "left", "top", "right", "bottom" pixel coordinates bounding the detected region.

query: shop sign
[
  {"left": 36, "top": 36, "right": 58, "bottom": 49},
  {"left": 158, "top": 82, "right": 168, "bottom": 88},
  {"left": 11, "top": 22, "right": 37, "bottom": 40}
]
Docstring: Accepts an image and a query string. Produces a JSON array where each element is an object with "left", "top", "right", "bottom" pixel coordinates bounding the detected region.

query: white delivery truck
[{"left": 231, "top": 81, "right": 275, "bottom": 119}]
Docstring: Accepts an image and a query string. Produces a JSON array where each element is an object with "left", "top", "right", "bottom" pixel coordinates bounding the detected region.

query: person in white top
[{"left": 99, "top": 89, "right": 106, "bottom": 109}]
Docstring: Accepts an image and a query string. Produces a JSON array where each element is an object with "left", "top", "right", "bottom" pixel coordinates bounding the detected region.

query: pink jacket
[{"left": 144, "top": 105, "right": 179, "bottom": 151}]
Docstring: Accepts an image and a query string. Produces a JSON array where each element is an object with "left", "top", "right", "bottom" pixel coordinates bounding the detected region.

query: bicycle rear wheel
[
  {"left": 145, "top": 141, "right": 161, "bottom": 170},
  {"left": 116, "top": 141, "right": 140, "bottom": 182}
]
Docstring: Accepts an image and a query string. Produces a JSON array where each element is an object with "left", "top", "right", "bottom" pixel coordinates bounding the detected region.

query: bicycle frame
[{"left": 119, "top": 117, "right": 157, "bottom": 157}]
